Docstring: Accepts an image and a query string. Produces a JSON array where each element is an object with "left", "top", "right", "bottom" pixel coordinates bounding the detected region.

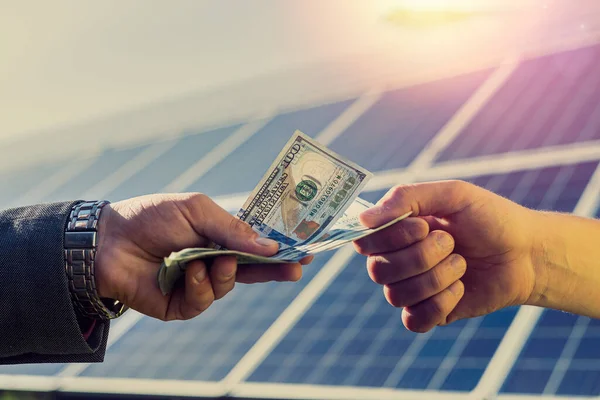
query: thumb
[
  {"left": 359, "top": 180, "right": 477, "bottom": 228},
  {"left": 184, "top": 193, "right": 279, "bottom": 256}
]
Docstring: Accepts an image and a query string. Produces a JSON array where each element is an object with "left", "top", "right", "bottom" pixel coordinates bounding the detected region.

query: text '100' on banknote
[{"left": 236, "top": 130, "right": 372, "bottom": 250}]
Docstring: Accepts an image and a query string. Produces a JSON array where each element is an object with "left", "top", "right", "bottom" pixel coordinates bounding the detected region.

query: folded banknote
[{"left": 157, "top": 130, "right": 411, "bottom": 295}]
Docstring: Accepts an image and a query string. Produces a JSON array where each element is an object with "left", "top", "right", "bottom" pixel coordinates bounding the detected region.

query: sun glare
[
  {"left": 382, "top": 0, "right": 480, "bottom": 28},
  {"left": 394, "top": 0, "right": 477, "bottom": 11}
]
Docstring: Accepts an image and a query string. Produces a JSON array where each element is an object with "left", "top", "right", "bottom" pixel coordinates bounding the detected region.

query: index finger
[
  {"left": 359, "top": 181, "right": 477, "bottom": 228},
  {"left": 353, "top": 217, "right": 429, "bottom": 256}
]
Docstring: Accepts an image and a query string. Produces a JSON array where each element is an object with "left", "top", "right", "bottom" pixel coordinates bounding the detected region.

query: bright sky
[{"left": 1, "top": 0, "right": 597, "bottom": 142}]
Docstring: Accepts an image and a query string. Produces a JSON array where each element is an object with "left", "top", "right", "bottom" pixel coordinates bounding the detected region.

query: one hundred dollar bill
[
  {"left": 157, "top": 130, "right": 406, "bottom": 295},
  {"left": 234, "top": 130, "right": 372, "bottom": 249},
  {"left": 157, "top": 200, "right": 411, "bottom": 295}
]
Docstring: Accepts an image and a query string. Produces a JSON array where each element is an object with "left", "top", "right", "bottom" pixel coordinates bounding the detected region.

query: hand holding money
[
  {"left": 157, "top": 131, "right": 411, "bottom": 295},
  {"left": 95, "top": 193, "right": 306, "bottom": 321}
]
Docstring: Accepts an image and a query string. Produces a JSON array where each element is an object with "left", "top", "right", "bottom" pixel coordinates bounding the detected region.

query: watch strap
[{"left": 65, "top": 201, "right": 127, "bottom": 320}]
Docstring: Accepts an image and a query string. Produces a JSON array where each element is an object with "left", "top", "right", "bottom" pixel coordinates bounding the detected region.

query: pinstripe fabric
[{"left": 0, "top": 202, "right": 108, "bottom": 364}]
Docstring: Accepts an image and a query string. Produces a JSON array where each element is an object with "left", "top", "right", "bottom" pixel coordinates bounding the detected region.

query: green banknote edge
[{"left": 157, "top": 211, "right": 412, "bottom": 295}]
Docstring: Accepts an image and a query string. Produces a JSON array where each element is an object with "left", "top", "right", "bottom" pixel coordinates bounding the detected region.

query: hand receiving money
[{"left": 157, "top": 131, "right": 411, "bottom": 294}]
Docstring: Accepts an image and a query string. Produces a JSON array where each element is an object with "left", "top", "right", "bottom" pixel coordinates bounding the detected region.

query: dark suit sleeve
[{"left": 0, "top": 202, "right": 109, "bottom": 364}]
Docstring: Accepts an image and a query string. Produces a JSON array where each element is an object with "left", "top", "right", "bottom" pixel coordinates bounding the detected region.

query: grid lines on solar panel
[
  {"left": 501, "top": 168, "right": 600, "bottom": 397},
  {"left": 104, "top": 124, "right": 241, "bottom": 201},
  {"left": 0, "top": 161, "right": 65, "bottom": 209},
  {"left": 80, "top": 252, "right": 332, "bottom": 381},
  {"left": 327, "top": 69, "right": 492, "bottom": 173},
  {"left": 44, "top": 144, "right": 150, "bottom": 203},
  {"left": 248, "top": 161, "right": 598, "bottom": 391},
  {"left": 185, "top": 100, "right": 353, "bottom": 197},
  {"left": 502, "top": 311, "right": 600, "bottom": 396},
  {"left": 437, "top": 44, "right": 600, "bottom": 162}
]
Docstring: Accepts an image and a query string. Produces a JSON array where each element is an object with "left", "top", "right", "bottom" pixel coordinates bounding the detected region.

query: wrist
[
  {"left": 526, "top": 211, "right": 573, "bottom": 310},
  {"left": 95, "top": 203, "right": 118, "bottom": 300}
]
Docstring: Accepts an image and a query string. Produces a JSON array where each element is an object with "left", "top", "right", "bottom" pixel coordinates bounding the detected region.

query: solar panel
[
  {"left": 502, "top": 311, "right": 600, "bottom": 396},
  {"left": 0, "top": 161, "right": 64, "bottom": 208},
  {"left": 81, "top": 252, "right": 331, "bottom": 381},
  {"left": 105, "top": 124, "right": 241, "bottom": 201},
  {"left": 2, "top": 39, "right": 600, "bottom": 400},
  {"left": 247, "top": 162, "right": 597, "bottom": 391},
  {"left": 328, "top": 69, "right": 492, "bottom": 172},
  {"left": 437, "top": 44, "right": 600, "bottom": 162},
  {"left": 187, "top": 100, "right": 354, "bottom": 197},
  {"left": 44, "top": 145, "right": 150, "bottom": 203}
]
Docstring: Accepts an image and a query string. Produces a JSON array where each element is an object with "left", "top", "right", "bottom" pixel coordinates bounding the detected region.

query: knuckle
[
  {"left": 228, "top": 217, "right": 253, "bottom": 236},
  {"left": 425, "top": 268, "right": 443, "bottom": 293},
  {"left": 183, "top": 192, "right": 210, "bottom": 222},
  {"left": 192, "top": 287, "right": 215, "bottom": 310},
  {"left": 214, "top": 270, "right": 236, "bottom": 284},
  {"left": 450, "top": 179, "right": 472, "bottom": 192},
  {"left": 410, "top": 244, "right": 430, "bottom": 273},
  {"left": 390, "top": 184, "right": 416, "bottom": 199},
  {"left": 366, "top": 256, "right": 386, "bottom": 284},
  {"left": 185, "top": 192, "right": 210, "bottom": 213},
  {"left": 426, "top": 297, "right": 446, "bottom": 320},
  {"left": 384, "top": 285, "right": 404, "bottom": 308},
  {"left": 352, "top": 240, "right": 371, "bottom": 256},
  {"left": 382, "top": 184, "right": 414, "bottom": 209},
  {"left": 195, "top": 295, "right": 214, "bottom": 313}
]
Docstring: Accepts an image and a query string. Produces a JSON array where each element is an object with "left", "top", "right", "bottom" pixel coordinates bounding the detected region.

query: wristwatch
[{"left": 64, "top": 200, "right": 128, "bottom": 320}]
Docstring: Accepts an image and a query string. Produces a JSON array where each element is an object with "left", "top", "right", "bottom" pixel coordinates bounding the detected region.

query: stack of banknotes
[{"left": 157, "top": 130, "right": 411, "bottom": 294}]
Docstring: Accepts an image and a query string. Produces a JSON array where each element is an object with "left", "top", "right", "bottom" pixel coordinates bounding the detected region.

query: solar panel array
[{"left": 1, "top": 43, "right": 599, "bottom": 399}]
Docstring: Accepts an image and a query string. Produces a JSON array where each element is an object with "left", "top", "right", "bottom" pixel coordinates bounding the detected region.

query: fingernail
[
  {"left": 436, "top": 232, "right": 454, "bottom": 249},
  {"left": 448, "top": 281, "right": 463, "bottom": 296},
  {"left": 362, "top": 206, "right": 382, "bottom": 216},
  {"left": 255, "top": 237, "right": 278, "bottom": 247},
  {"left": 194, "top": 267, "right": 207, "bottom": 283},
  {"left": 451, "top": 254, "right": 466, "bottom": 271}
]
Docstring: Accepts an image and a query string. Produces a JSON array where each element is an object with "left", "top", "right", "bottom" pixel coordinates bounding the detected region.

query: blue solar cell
[
  {"left": 104, "top": 125, "right": 240, "bottom": 201},
  {"left": 502, "top": 366, "right": 554, "bottom": 394},
  {"left": 249, "top": 162, "right": 595, "bottom": 391},
  {"left": 478, "top": 307, "right": 518, "bottom": 328},
  {"left": 440, "top": 368, "right": 482, "bottom": 391},
  {"left": 502, "top": 311, "right": 600, "bottom": 395},
  {"left": 574, "top": 337, "right": 600, "bottom": 359},
  {"left": 44, "top": 145, "right": 149, "bottom": 203},
  {"left": 81, "top": 252, "right": 330, "bottom": 381},
  {"left": 417, "top": 339, "right": 454, "bottom": 358},
  {"left": 438, "top": 44, "right": 600, "bottom": 162},
  {"left": 317, "top": 365, "right": 356, "bottom": 385},
  {"left": 329, "top": 70, "right": 491, "bottom": 172},
  {"left": 187, "top": 100, "right": 354, "bottom": 197},
  {"left": 397, "top": 367, "right": 437, "bottom": 389},
  {"left": 356, "top": 366, "right": 394, "bottom": 387},
  {"left": 537, "top": 310, "right": 579, "bottom": 327},
  {"left": 521, "top": 338, "right": 568, "bottom": 359},
  {"left": 0, "top": 162, "right": 64, "bottom": 209},
  {"left": 557, "top": 370, "right": 600, "bottom": 396},
  {"left": 461, "top": 339, "right": 499, "bottom": 358},
  {"left": 376, "top": 339, "right": 414, "bottom": 357}
]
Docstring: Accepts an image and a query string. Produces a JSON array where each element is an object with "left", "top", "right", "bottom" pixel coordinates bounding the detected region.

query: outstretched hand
[
  {"left": 95, "top": 193, "right": 311, "bottom": 321},
  {"left": 354, "top": 181, "right": 539, "bottom": 333}
]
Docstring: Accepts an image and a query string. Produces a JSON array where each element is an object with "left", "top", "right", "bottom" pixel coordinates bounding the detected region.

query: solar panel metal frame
[{"left": 1, "top": 41, "right": 600, "bottom": 400}]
